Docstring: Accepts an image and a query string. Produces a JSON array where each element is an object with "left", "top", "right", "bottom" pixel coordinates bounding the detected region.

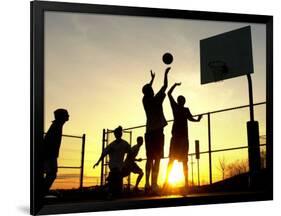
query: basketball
[{"left": 162, "top": 52, "right": 173, "bottom": 65}]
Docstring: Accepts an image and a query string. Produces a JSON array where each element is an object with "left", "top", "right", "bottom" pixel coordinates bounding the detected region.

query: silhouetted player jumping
[
  {"left": 43, "top": 109, "right": 69, "bottom": 195},
  {"left": 122, "top": 136, "right": 144, "bottom": 191},
  {"left": 142, "top": 67, "right": 170, "bottom": 192},
  {"left": 165, "top": 83, "right": 202, "bottom": 189},
  {"left": 93, "top": 126, "right": 130, "bottom": 196}
]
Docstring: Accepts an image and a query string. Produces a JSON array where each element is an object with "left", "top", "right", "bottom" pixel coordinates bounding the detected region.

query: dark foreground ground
[
  {"left": 39, "top": 171, "right": 272, "bottom": 215},
  {"left": 40, "top": 190, "right": 271, "bottom": 215}
]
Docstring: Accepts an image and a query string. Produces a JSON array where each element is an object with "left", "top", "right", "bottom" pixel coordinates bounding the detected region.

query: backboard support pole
[
  {"left": 247, "top": 74, "right": 255, "bottom": 121},
  {"left": 246, "top": 74, "right": 261, "bottom": 188}
]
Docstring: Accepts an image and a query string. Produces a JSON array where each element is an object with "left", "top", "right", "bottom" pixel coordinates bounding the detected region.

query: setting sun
[{"left": 167, "top": 160, "right": 185, "bottom": 187}]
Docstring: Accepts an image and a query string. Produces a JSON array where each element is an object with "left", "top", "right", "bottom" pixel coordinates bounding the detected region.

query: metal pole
[
  {"left": 197, "top": 159, "right": 200, "bottom": 186},
  {"left": 79, "top": 134, "right": 86, "bottom": 189},
  {"left": 246, "top": 74, "right": 261, "bottom": 187},
  {"left": 104, "top": 129, "right": 109, "bottom": 185},
  {"left": 100, "top": 129, "right": 106, "bottom": 186},
  {"left": 207, "top": 113, "right": 213, "bottom": 184},
  {"left": 127, "top": 131, "right": 132, "bottom": 190},
  {"left": 191, "top": 155, "right": 194, "bottom": 186},
  {"left": 246, "top": 74, "right": 254, "bottom": 121}
]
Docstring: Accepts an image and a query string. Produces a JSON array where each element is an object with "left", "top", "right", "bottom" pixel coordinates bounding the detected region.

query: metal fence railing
[
  {"left": 100, "top": 102, "right": 266, "bottom": 188},
  {"left": 45, "top": 133, "right": 86, "bottom": 190}
]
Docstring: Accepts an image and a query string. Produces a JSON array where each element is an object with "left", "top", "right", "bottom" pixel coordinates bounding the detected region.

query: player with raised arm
[
  {"left": 142, "top": 67, "right": 170, "bottom": 192},
  {"left": 164, "top": 82, "right": 202, "bottom": 192}
]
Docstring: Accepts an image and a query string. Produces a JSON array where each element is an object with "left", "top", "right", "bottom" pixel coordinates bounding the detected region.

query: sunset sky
[{"left": 44, "top": 11, "right": 266, "bottom": 189}]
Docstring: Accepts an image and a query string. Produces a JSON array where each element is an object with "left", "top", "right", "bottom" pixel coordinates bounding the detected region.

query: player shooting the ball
[{"left": 142, "top": 67, "right": 170, "bottom": 193}]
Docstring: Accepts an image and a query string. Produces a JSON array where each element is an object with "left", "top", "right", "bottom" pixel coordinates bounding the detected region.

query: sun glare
[{"left": 167, "top": 160, "right": 185, "bottom": 187}]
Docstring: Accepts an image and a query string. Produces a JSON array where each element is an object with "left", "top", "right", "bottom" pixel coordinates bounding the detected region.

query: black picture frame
[{"left": 31, "top": 1, "right": 273, "bottom": 215}]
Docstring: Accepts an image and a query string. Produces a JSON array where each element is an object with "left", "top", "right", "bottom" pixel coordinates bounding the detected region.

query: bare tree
[
  {"left": 226, "top": 159, "right": 248, "bottom": 177},
  {"left": 217, "top": 157, "right": 227, "bottom": 180}
]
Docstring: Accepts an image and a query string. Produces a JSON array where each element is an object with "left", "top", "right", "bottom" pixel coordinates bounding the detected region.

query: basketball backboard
[{"left": 200, "top": 26, "right": 254, "bottom": 84}]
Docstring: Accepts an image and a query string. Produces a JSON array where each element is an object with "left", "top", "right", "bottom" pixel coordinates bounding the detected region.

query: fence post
[
  {"left": 197, "top": 159, "right": 200, "bottom": 186},
  {"left": 191, "top": 155, "right": 194, "bottom": 186},
  {"left": 100, "top": 129, "right": 106, "bottom": 186},
  {"left": 127, "top": 131, "right": 132, "bottom": 190},
  {"left": 80, "top": 134, "right": 86, "bottom": 189},
  {"left": 207, "top": 113, "right": 213, "bottom": 184}
]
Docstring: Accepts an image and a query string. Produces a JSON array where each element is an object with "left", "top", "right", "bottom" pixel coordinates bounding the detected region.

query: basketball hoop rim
[{"left": 208, "top": 60, "right": 227, "bottom": 68}]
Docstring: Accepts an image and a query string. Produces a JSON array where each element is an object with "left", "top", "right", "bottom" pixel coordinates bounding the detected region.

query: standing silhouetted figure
[
  {"left": 43, "top": 108, "right": 69, "bottom": 195},
  {"left": 122, "top": 136, "right": 144, "bottom": 191},
  {"left": 142, "top": 67, "right": 170, "bottom": 192},
  {"left": 93, "top": 126, "right": 130, "bottom": 197},
  {"left": 165, "top": 83, "right": 202, "bottom": 190}
]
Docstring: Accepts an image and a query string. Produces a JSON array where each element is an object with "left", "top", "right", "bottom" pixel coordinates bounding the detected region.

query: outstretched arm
[
  {"left": 161, "top": 67, "right": 171, "bottom": 92},
  {"left": 187, "top": 109, "right": 203, "bottom": 122},
  {"left": 168, "top": 82, "right": 181, "bottom": 97},
  {"left": 93, "top": 150, "right": 107, "bottom": 169},
  {"left": 168, "top": 83, "right": 181, "bottom": 111},
  {"left": 149, "top": 70, "right": 155, "bottom": 86}
]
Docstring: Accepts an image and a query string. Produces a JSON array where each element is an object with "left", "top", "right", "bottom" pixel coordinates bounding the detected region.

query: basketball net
[{"left": 208, "top": 60, "right": 228, "bottom": 83}]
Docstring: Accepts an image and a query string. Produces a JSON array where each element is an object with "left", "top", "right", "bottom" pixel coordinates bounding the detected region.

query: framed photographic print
[{"left": 31, "top": 0, "right": 273, "bottom": 215}]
